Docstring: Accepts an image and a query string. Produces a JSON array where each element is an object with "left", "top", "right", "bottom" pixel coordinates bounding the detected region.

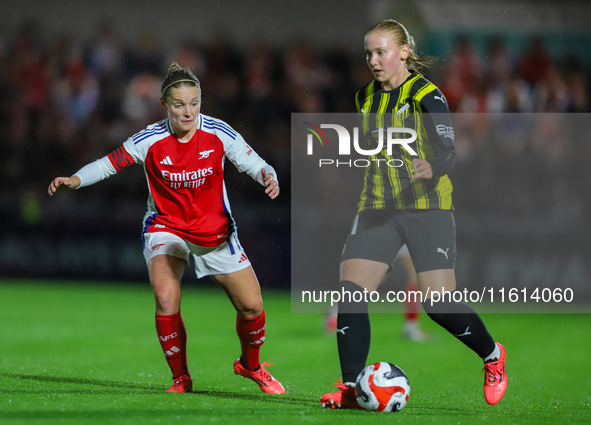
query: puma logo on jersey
[
  {"left": 199, "top": 150, "right": 214, "bottom": 159},
  {"left": 437, "top": 247, "right": 450, "bottom": 260},
  {"left": 434, "top": 95, "right": 446, "bottom": 103},
  {"left": 160, "top": 156, "right": 173, "bottom": 165}
]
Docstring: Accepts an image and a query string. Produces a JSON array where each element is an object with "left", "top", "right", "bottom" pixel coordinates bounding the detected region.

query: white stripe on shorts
[{"left": 351, "top": 214, "right": 359, "bottom": 235}]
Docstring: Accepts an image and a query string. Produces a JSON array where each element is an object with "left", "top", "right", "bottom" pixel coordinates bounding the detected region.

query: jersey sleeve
[
  {"left": 74, "top": 144, "right": 136, "bottom": 188},
  {"left": 420, "top": 90, "right": 457, "bottom": 177},
  {"left": 74, "top": 122, "right": 162, "bottom": 188},
  {"left": 355, "top": 89, "right": 363, "bottom": 115},
  {"left": 355, "top": 81, "right": 375, "bottom": 116},
  {"left": 221, "top": 127, "right": 276, "bottom": 186},
  {"left": 120, "top": 136, "right": 148, "bottom": 165},
  {"left": 107, "top": 145, "right": 136, "bottom": 171}
]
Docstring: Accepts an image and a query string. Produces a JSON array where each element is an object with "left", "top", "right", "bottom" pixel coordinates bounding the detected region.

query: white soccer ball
[{"left": 355, "top": 362, "right": 410, "bottom": 412}]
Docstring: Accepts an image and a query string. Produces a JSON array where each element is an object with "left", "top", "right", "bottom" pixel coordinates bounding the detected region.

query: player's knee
[
  {"left": 237, "top": 300, "right": 263, "bottom": 319},
  {"left": 338, "top": 280, "right": 369, "bottom": 314},
  {"left": 340, "top": 280, "right": 364, "bottom": 294},
  {"left": 153, "top": 284, "right": 181, "bottom": 314}
]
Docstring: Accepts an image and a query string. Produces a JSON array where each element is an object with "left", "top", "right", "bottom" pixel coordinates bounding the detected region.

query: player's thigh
[
  {"left": 149, "top": 255, "right": 187, "bottom": 285},
  {"left": 398, "top": 210, "right": 456, "bottom": 274},
  {"left": 147, "top": 253, "right": 188, "bottom": 314},
  {"left": 190, "top": 232, "right": 261, "bottom": 317},
  {"left": 391, "top": 244, "right": 417, "bottom": 283},
  {"left": 340, "top": 259, "right": 390, "bottom": 292},
  {"left": 340, "top": 210, "right": 402, "bottom": 291},
  {"left": 144, "top": 232, "right": 190, "bottom": 294},
  {"left": 211, "top": 266, "right": 262, "bottom": 318},
  {"left": 417, "top": 268, "right": 456, "bottom": 299}
]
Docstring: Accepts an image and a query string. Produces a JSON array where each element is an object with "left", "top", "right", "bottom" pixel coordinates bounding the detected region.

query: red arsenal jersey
[{"left": 105, "top": 114, "right": 270, "bottom": 247}]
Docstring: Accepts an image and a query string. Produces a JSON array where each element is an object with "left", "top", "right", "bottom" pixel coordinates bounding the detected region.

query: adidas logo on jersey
[
  {"left": 238, "top": 253, "right": 248, "bottom": 263},
  {"left": 160, "top": 156, "right": 173, "bottom": 165}
]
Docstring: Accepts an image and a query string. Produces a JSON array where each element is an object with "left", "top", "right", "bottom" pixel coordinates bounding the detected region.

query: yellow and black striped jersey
[{"left": 355, "top": 71, "right": 455, "bottom": 212}]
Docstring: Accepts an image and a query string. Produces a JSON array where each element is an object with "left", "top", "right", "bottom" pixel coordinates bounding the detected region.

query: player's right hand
[
  {"left": 48, "top": 176, "right": 80, "bottom": 196},
  {"left": 261, "top": 168, "right": 280, "bottom": 199}
]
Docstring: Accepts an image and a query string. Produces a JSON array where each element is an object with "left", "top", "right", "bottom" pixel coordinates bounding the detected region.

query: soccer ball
[{"left": 355, "top": 362, "right": 410, "bottom": 412}]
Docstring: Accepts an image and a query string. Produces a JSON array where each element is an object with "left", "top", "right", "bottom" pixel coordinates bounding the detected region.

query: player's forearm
[
  {"left": 73, "top": 156, "right": 117, "bottom": 188},
  {"left": 429, "top": 147, "right": 456, "bottom": 177}
]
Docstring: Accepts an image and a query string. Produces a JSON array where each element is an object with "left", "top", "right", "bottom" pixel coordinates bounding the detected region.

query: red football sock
[
  {"left": 236, "top": 310, "right": 266, "bottom": 371},
  {"left": 404, "top": 281, "right": 420, "bottom": 321},
  {"left": 155, "top": 312, "right": 189, "bottom": 379}
]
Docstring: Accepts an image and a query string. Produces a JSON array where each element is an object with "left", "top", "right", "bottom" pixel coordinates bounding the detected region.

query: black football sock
[
  {"left": 422, "top": 297, "right": 496, "bottom": 359},
  {"left": 337, "top": 280, "right": 371, "bottom": 384}
]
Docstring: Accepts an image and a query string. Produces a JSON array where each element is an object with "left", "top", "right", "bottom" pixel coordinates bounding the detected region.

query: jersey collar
[{"left": 375, "top": 70, "right": 417, "bottom": 93}]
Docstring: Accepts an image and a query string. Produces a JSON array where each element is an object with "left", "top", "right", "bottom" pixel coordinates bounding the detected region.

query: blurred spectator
[
  {"left": 565, "top": 73, "right": 589, "bottom": 112},
  {"left": 85, "top": 22, "right": 125, "bottom": 82},
  {"left": 52, "top": 54, "right": 100, "bottom": 128},
  {"left": 122, "top": 73, "right": 163, "bottom": 126},
  {"left": 533, "top": 73, "right": 568, "bottom": 112},
  {"left": 284, "top": 41, "right": 332, "bottom": 112},
  {"left": 449, "top": 36, "right": 481, "bottom": 96},
  {"left": 519, "top": 36, "right": 552, "bottom": 87},
  {"left": 245, "top": 39, "right": 277, "bottom": 99},
  {"left": 486, "top": 37, "right": 513, "bottom": 86},
  {"left": 127, "top": 30, "right": 163, "bottom": 77},
  {"left": 504, "top": 76, "right": 533, "bottom": 112}
]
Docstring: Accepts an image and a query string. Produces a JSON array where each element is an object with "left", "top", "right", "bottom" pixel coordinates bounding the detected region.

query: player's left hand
[
  {"left": 262, "top": 168, "right": 279, "bottom": 199},
  {"left": 411, "top": 159, "right": 433, "bottom": 180}
]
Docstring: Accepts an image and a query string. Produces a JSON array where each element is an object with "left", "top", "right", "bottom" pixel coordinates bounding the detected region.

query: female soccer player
[
  {"left": 48, "top": 63, "right": 285, "bottom": 395},
  {"left": 320, "top": 20, "right": 507, "bottom": 408}
]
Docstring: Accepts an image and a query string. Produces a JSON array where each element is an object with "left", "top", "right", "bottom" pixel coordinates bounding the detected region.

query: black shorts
[{"left": 341, "top": 209, "right": 456, "bottom": 273}]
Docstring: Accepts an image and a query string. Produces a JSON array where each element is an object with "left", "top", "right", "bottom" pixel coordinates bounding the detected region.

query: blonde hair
[
  {"left": 160, "top": 62, "right": 201, "bottom": 102},
  {"left": 366, "top": 19, "right": 437, "bottom": 75}
]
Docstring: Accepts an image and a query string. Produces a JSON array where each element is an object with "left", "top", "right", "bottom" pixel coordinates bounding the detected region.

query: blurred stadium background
[{"left": 1, "top": 0, "right": 590, "bottom": 293}]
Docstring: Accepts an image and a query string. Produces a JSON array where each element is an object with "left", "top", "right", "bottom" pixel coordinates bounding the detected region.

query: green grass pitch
[{"left": 1, "top": 280, "right": 590, "bottom": 424}]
